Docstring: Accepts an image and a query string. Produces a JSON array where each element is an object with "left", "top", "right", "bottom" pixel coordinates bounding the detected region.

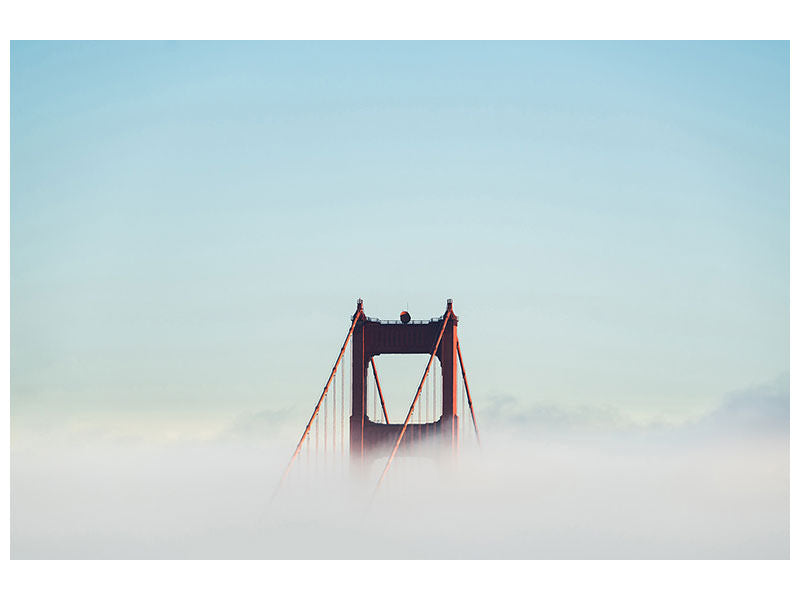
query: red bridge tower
[{"left": 350, "top": 299, "right": 459, "bottom": 464}]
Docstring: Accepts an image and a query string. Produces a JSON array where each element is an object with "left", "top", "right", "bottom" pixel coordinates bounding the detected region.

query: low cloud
[
  {"left": 478, "top": 374, "right": 790, "bottom": 442},
  {"left": 693, "top": 374, "right": 789, "bottom": 435},
  {"left": 10, "top": 377, "right": 789, "bottom": 558},
  {"left": 221, "top": 406, "right": 299, "bottom": 441},
  {"left": 480, "top": 395, "right": 631, "bottom": 434}
]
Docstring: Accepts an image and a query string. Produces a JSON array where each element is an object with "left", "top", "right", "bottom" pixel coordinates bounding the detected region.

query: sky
[
  {"left": 9, "top": 41, "right": 789, "bottom": 559},
  {"left": 11, "top": 41, "right": 788, "bottom": 433}
]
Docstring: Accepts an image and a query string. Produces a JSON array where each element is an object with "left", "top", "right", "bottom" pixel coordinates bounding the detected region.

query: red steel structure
[
  {"left": 273, "top": 299, "right": 478, "bottom": 499},
  {"left": 352, "top": 298, "right": 459, "bottom": 466}
]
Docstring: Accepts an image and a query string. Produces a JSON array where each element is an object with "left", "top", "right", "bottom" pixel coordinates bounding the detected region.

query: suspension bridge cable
[
  {"left": 424, "top": 365, "right": 429, "bottom": 426},
  {"left": 370, "top": 358, "right": 390, "bottom": 425},
  {"left": 341, "top": 347, "right": 346, "bottom": 461},
  {"left": 433, "top": 359, "right": 437, "bottom": 424},
  {"left": 459, "top": 370, "right": 464, "bottom": 440},
  {"left": 332, "top": 373, "right": 337, "bottom": 454},
  {"left": 456, "top": 340, "right": 480, "bottom": 446},
  {"left": 271, "top": 306, "right": 363, "bottom": 502}
]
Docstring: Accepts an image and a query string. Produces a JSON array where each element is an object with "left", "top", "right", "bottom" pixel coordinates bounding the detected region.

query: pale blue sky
[{"left": 11, "top": 41, "right": 788, "bottom": 429}]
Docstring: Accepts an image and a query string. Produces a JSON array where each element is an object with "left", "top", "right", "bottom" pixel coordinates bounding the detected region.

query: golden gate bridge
[{"left": 273, "top": 299, "right": 479, "bottom": 498}]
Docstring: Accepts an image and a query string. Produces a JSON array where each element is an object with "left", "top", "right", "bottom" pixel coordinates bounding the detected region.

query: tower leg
[
  {"left": 439, "top": 313, "right": 458, "bottom": 451},
  {"left": 350, "top": 317, "right": 366, "bottom": 468}
]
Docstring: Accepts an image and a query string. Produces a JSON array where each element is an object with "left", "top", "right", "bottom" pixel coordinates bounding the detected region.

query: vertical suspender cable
[
  {"left": 424, "top": 366, "right": 428, "bottom": 427},
  {"left": 342, "top": 347, "right": 346, "bottom": 461},
  {"left": 433, "top": 359, "right": 437, "bottom": 423},
  {"left": 416, "top": 376, "right": 420, "bottom": 442},
  {"left": 424, "top": 368, "right": 429, "bottom": 441},
  {"left": 332, "top": 374, "right": 336, "bottom": 455},
  {"left": 460, "top": 374, "right": 464, "bottom": 440}
]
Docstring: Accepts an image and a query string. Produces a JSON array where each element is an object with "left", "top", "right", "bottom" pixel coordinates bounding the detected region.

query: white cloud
[{"left": 10, "top": 377, "right": 789, "bottom": 558}]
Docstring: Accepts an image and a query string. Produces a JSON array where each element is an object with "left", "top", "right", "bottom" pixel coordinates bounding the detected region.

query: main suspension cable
[
  {"left": 271, "top": 306, "right": 363, "bottom": 502},
  {"left": 456, "top": 340, "right": 480, "bottom": 446}
]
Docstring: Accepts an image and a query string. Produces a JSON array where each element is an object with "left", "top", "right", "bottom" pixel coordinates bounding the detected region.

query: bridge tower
[{"left": 350, "top": 299, "right": 459, "bottom": 465}]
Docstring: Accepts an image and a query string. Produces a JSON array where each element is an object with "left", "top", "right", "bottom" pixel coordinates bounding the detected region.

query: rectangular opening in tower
[{"left": 368, "top": 354, "right": 442, "bottom": 425}]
